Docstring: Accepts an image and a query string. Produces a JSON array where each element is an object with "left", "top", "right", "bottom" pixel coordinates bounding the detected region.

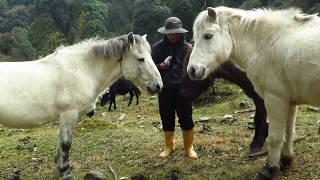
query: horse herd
[{"left": 0, "top": 6, "right": 319, "bottom": 180}]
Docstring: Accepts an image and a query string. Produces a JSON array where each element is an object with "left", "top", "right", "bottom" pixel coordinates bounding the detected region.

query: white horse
[
  {"left": 0, "top": 32, "right": 162, "bottom": 179},
  {"left": 187, "top": 6, "right": 320, "bottom": 179}
]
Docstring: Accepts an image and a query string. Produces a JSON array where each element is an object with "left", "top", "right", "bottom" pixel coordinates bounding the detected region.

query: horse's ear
[
  {"left": 142, "top": 34, "right": 147, "bottom": 41},
  {"left": 207, "top": 7, "right": 217, "bottom": 21},
  {"left": 128, "top": 32, "right": 135, "bottom": 45}
]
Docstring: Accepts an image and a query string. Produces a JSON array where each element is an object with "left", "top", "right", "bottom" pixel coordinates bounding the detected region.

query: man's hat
[{"left": 157, "top": 17, "right": 188, "bottom": 34}]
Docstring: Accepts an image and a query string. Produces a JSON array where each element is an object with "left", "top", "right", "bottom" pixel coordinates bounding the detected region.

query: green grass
[{"left": 0, "top": 81, "right": 319, "bottom": 179}]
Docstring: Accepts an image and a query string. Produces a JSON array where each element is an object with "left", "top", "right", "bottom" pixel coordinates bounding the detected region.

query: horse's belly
[
  {"left": 292, "top": 82, "right": 320, "bottom": 105},
  {"left": 0, "top": 113, "right": 57, "bottom": 129},
  {"left": 0, "top": 103, "right": 59, "bottom": 129},
  {"left": 287, "top": 63, "right": 320, "bottom": 105}
]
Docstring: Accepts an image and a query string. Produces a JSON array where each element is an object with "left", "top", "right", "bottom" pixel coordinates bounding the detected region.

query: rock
[
  {"left": 149, "top": 96, "right": 157, "bottom": 100},
  {"left": 137, "top": 115, "right": 141, "bottom": 119},
  {"left": 12, "top": 168, "right": 20, "bottom": 175},
  {"left": 8, "top": 168, "right": 21, "bottom": 180},
  {"left": 215, "top": 95, "right": 222, "bottom": 100},
  {"left": 220, "top": 114, "right": 236, "bottom": 124},
  {"left": 239, "top": 101, "right": 249, "bottom": 108},
  {"left": 307, "top": 106, "right": 320, "bottom": 112},
  {"left": 198, "top": 116, "right": 212, "bottom": 121},
  {"left": 247, "top": 122, "right": 255, "bottom": 130},
  {"left": 101, "top": 112, "right": 108, "bottom": 117},
  {"left": 118, "top": 113, "right": 126, "bottom": 121},
  {"left": 199, "top": 124, "right": 212, "bottom": 134},
  {"left": 31, "top": 157, "right": 43, "bottom": 162},
  {"left": 84, "top": 171, "right": 107, "bottom": 180},
  {"left": 250, "top": 114, "right": 255, "bottom": 118},
  {"left": 18, "top": 136, "right": 31, "bottom": 144},
  {"left": 223, "top": 114, "right": 233, "bottom": 119},
  {"left": 131, "top": 174, "right": 148, "bottom": 180}
]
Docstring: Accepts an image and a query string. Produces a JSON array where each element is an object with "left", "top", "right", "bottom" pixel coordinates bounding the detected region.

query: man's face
[{"left": 167, "top": 33, "right": 182, "bottom": 43}]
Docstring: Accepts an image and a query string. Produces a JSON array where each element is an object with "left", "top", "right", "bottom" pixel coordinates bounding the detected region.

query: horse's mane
[
  {"left": 235, "top": 7, "right": 309, "bottom": 33},
  {"left": 91, "top": 34, "right": 150, "bottom": 60},
  {"left": 55, "top": 34, "right": 150, "bottom": 60},
  {"left": 194, "top": 6, "right": 318, "bottom": 36}
]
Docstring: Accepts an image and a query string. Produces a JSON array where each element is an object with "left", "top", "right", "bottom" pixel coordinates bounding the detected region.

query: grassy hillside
[{"left": 0, "top": 81, "right": 319, "bottom": 179}]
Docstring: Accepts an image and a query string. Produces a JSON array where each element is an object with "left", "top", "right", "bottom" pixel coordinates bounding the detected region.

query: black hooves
[{"left": 257, "top": 165, "right": 280, "bottom": 180}]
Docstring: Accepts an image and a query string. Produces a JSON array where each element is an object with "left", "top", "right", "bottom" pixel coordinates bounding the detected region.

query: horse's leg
[
  {"left": 108, "top": 94, "right": 115, "bottom": 111},
  {"left": 136, "top": 91, "right": 139, "bottom": 105},
  {"left": 108, "top": 99, "right": 112, "bottom": 111},
  {"left": 128, "top": 90, "right": 134, "bottom": 106},
  {"left": 113, "top": 95, "right": 117, "bottom": 110},
  {"left": 56, "top": 110, "right": 78, "bottom": 180},
  {"left": 257, "top": 94, "right": 289, "bottom": 180},
  {"left": 215, "top": 62, "right": 268, "bottom": 155},
  {"left": 249, "top": 96, "right": 268, "bottom": 157},
  {"left": 280, "top": 105, "right": 297, "bottom": 174}
]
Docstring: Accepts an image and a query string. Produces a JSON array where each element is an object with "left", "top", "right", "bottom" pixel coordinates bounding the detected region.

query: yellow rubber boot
[
  {"left": 159, "top": 131, "right": 176, "bottom": 158},
  {"left": 183, "top": 129, "right": 198, "bottom": 160}
]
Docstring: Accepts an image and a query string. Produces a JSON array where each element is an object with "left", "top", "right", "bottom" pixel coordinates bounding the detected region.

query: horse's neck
[
  {"left": 55, "top": 49, "right": 122, "bottom": 97},
  {"left": 228, "top": 13, "right": 285, "bottom": 70}
]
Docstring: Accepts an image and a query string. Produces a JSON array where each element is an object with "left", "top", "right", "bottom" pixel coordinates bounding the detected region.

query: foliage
[
  {"left": 1, "top": 0, "right": 320, "bottom": 59},
  {"left": 133, "top": 0, "right": 171, "bottom": 43}
]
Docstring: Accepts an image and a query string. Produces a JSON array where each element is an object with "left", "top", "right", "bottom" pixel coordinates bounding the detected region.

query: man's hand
[
  {"left": 159, "top": 62, "right": 169, "bottom": 69},
  {"left": 159, "top": 56, "right": 172, "bottom": 70}
]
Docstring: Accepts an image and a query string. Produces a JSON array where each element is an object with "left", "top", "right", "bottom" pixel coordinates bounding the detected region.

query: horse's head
[
  {"left": 188, "top": 7, "right": 233, "bottom": 80},
  {"left": 121, "top": 33, "right": 163, "bottom": 94}
]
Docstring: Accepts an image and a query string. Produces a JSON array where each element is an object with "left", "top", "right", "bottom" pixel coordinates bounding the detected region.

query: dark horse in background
[
  {"left": 101, "top": 79, "right": 141, "bottom": 111},
  {"left": 181, "top": 51, "right": 268, "bottom": 157}
]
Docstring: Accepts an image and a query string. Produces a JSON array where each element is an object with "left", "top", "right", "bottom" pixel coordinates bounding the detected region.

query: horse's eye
[
  {"left": 138, "top": 58, "right": 145, "bottom": 62},
  {"left": 204, "top": 34, "right": 213, "bottom": 40}
]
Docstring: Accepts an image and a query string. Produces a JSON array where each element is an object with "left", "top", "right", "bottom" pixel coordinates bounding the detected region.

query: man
[{"left": 152, "top": 17, "right": 197, "bottom": 159}]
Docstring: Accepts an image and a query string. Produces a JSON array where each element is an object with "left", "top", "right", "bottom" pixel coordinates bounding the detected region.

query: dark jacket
[{"left": 152, "top": 36, "right": 192, "bottom": 88}]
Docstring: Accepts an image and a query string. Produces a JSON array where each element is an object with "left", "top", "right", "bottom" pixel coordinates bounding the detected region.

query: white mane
[
  {"left": 194, "top": 6, "right": 319, "bottom": 38},
  {"left": 51, "top": 35, "right": 151, "bottom": 61}
]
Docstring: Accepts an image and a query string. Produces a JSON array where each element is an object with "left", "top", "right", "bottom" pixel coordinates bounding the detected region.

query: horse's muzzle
[
  {"left": 187, "top": 64, "right": 208, "bottom": 80},
  {"left": 147, "top": 81, "right": 163, "bottom": 94}
]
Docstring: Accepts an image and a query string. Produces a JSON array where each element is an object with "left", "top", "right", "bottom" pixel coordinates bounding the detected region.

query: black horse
[
  {"left": 101, "top": 79, "right": 141, "bottom": 111},
  {"left": 181, "top": 51, "right": 268, "bottom": 157}
]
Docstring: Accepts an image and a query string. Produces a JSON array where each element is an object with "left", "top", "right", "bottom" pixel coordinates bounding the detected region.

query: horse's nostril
[
  {"left": 199, "top": 67, "right": 206, "bottom": 77},
  {"left": 156, "top": 84, "right": 161, "bottom": 92},
  {"left": 188, "top": 66, "right": 197, "bottom": 78},
  {"left": 190, "top": 66, "right": 196, "bottom": 75}
]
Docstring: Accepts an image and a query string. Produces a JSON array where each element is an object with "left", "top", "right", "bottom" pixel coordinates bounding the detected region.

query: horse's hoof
[
  {"left": 248, "top": 146, "right": 268, "bottom": 158},
  {"left": 256, "top": 165, "right": 280, "bottom": 180},
  {"left": 61, "top": 173, "right": 76, "bottom": 180},
  {"left": 280, "top": 155, "right": 293, "bottom": 176}
]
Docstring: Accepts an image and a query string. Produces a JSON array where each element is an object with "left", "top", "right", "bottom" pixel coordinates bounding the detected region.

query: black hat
[{"left": 157, "top": 17, "right": 188, "bottom": 34}]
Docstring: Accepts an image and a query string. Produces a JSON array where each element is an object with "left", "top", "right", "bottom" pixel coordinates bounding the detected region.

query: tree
[
  {"left": 0, "top": 0, "right": 8, "bottom": 11},
  {"left": 11, "top": 27, "right": 36, "bottom": 61},
  {"left": 0, "top": 4, "right": 33, "bottom": 32},
  {"left": 169, "top": 0, "right": 194, "bottom": 40},
  {"left": 133, "top": 0, "right": 171, "bottom": 43},
  {"left": 239, "top": 0, "right": 262, "bottom": 9},
  {"left": 29, "top": 16, "right": 62, "bottom": 55},
  {"left": 0, "top": 32, "right": 15, "bottom": 55}
]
